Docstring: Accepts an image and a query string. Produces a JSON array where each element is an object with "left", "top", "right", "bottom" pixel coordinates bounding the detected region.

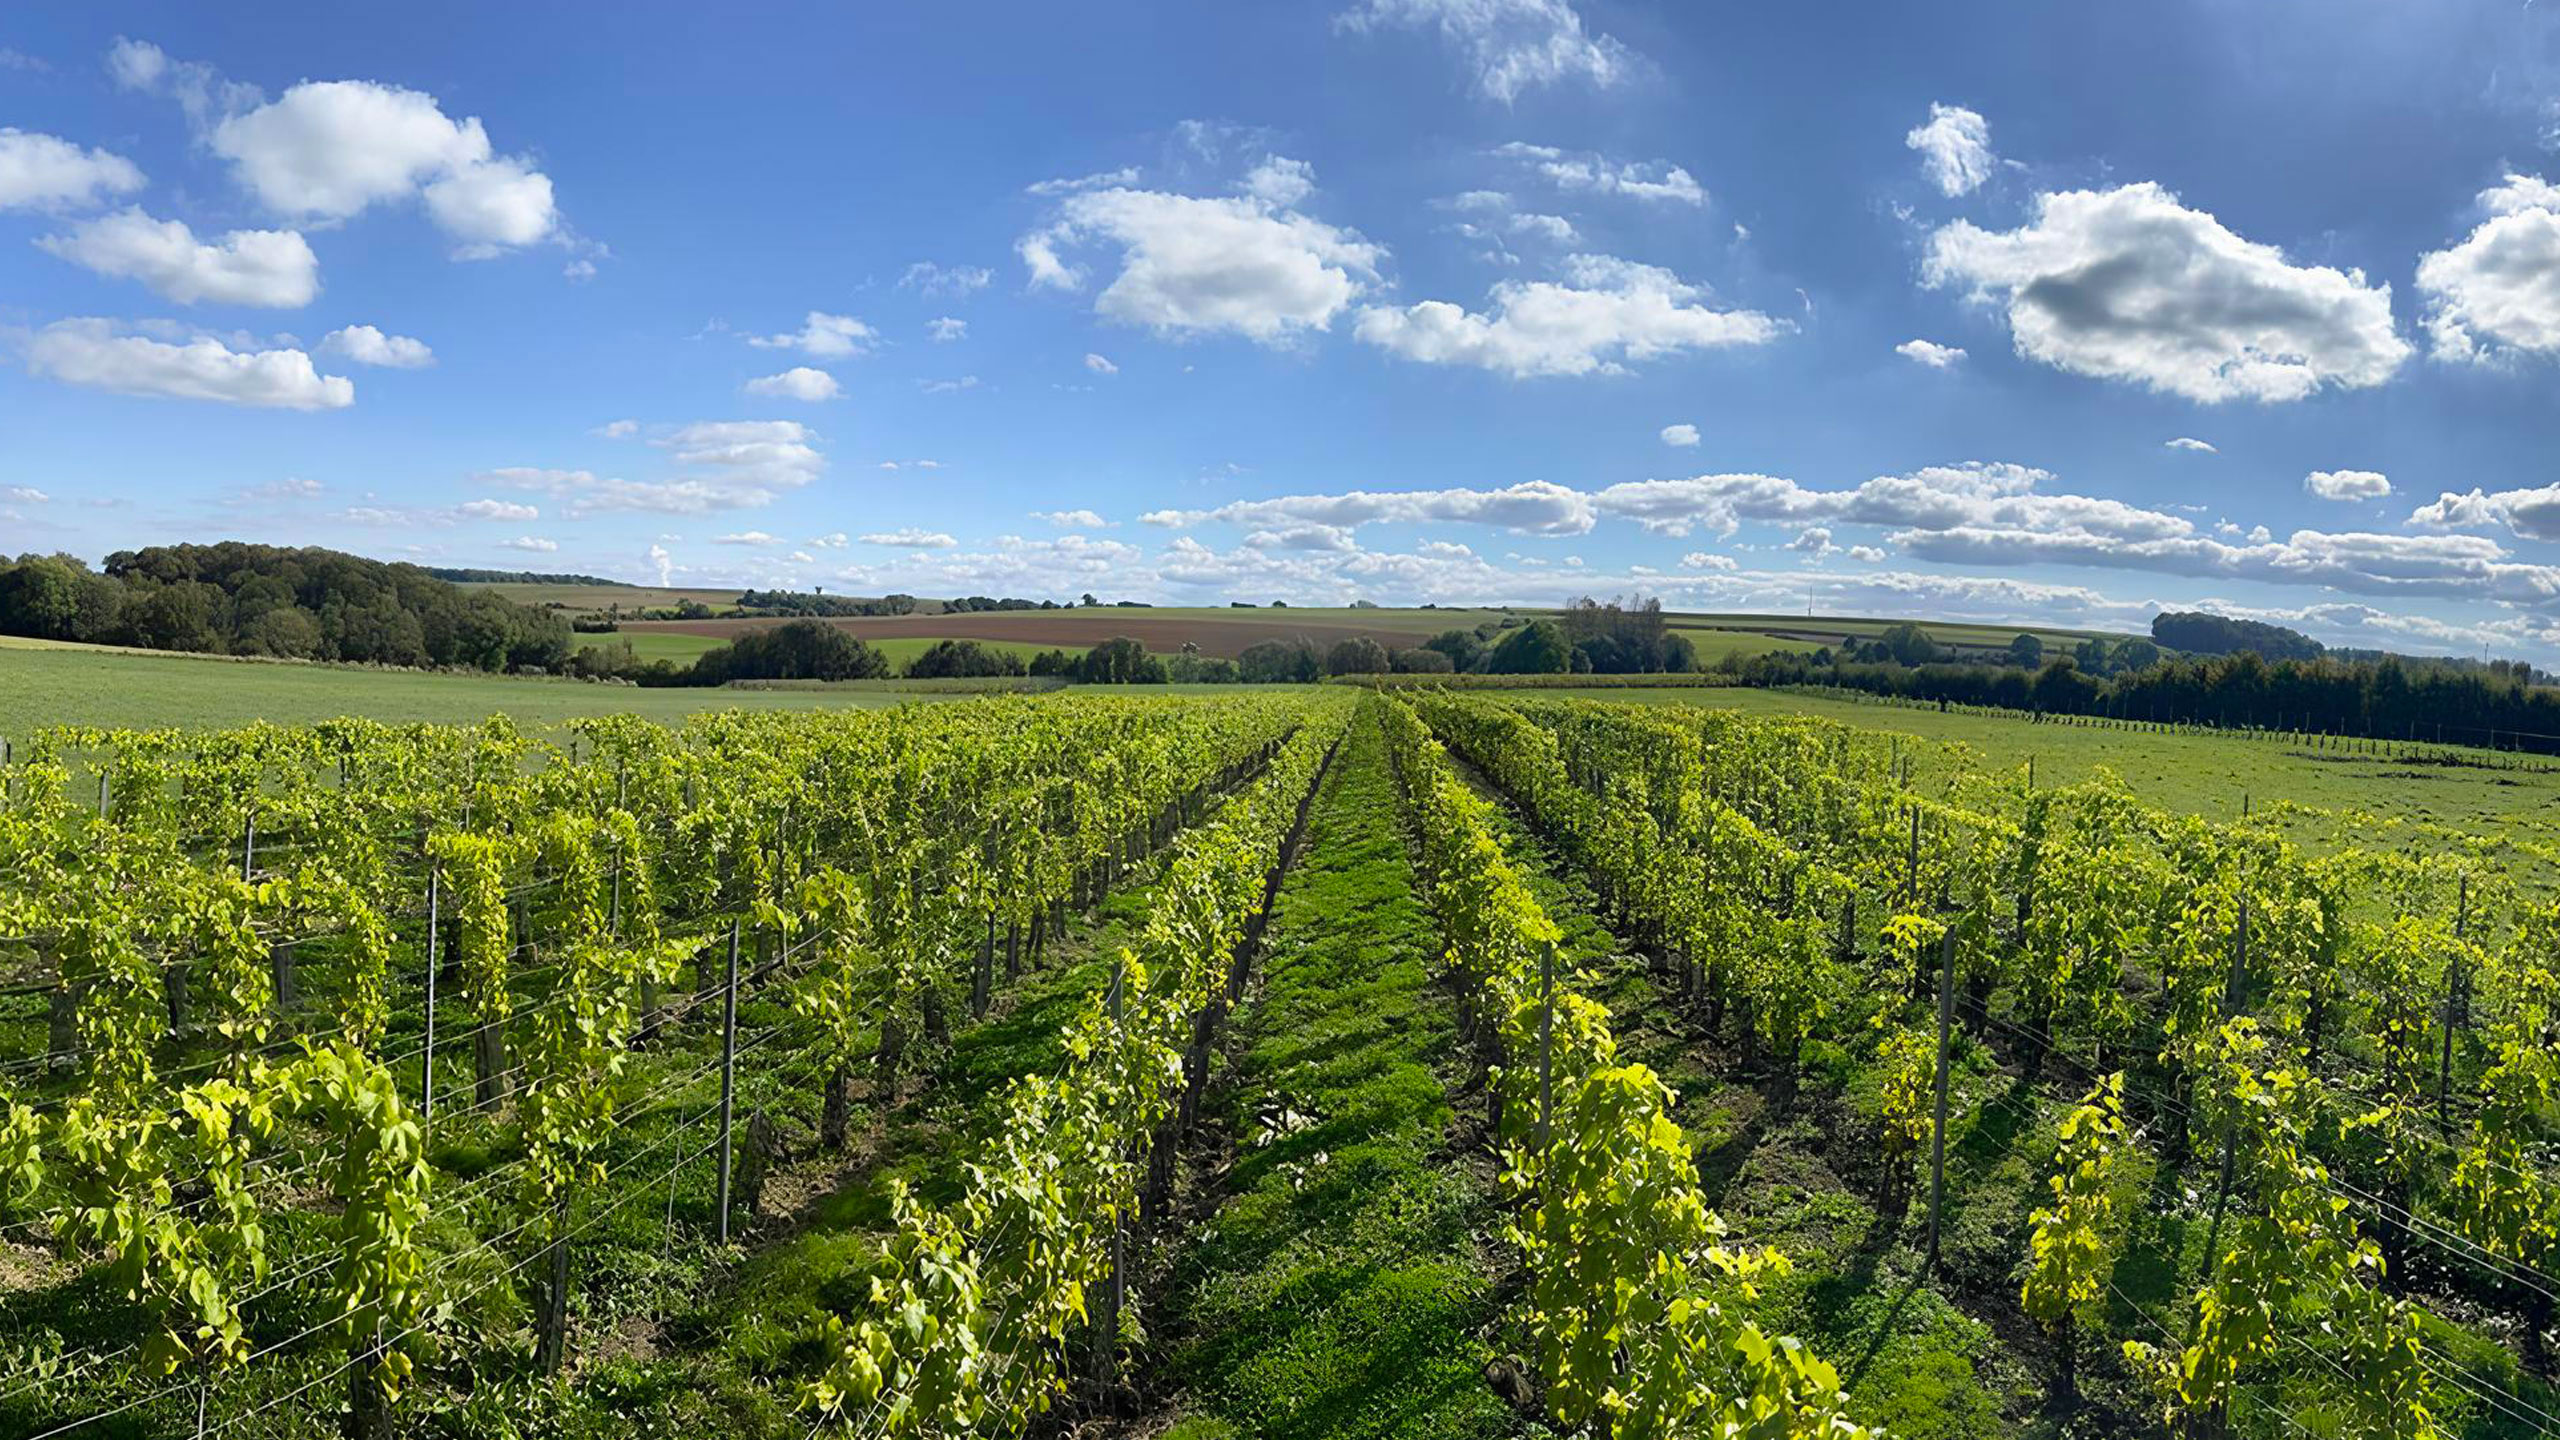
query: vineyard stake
[
  {"left": 2438, "top": 872, "right": 2468, "bottom": 1128},
  {"left": 423, "top": 866, "right": 440, "bottom": 1129},
  {"left": 1537, "top": 939, "right": 1556, "bottom": 1155},
  {"left": 1096, "top": 956, "right": 1127, "bottom": 1397},
  {"left": 1905, "top": 804, "right": 1920, "bottom": 909},
  {"left": 715, "top": 919, "right": 740, "bottom": 1245},
  {"left": 240, "top": 812, "right": 256, "bottom": 882},
  {"left": 1925, "top": 927, "right": 1954, "bottom": 1273}
]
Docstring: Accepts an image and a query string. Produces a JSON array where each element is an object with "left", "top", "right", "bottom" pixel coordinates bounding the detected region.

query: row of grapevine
[
  {"left": 805, "top": 697, "right": 1352, "bottom": 1435},
  {"left": 1413, "top": 691, "right": 2557, "bottom": 1433},
  {"left": 1374, "top": 693, "right": 1874, "bottom": 1440},
  {"left": 0, "top": 692, "right": 1331, "bottom": 1437}
]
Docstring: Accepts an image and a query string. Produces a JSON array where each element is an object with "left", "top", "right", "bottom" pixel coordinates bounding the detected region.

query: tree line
[
  {"left": 1721, "top": 641, "right": 2560, "bottom": 752},
  {"left": 0, "top": 545, "right": 574, "bottom": 672},
  {"left": 602, "top": 603, "right": 1709, "bottom": 689}
]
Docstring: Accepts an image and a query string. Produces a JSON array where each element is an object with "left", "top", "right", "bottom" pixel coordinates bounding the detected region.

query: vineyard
[{"left": 0, "top": 688, "right": 2554, "bottom": 1438}]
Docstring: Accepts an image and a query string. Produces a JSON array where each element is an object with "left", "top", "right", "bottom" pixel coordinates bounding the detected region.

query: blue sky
[{"left": 5, "top": 1, "right": 2560, "bottom": 656}]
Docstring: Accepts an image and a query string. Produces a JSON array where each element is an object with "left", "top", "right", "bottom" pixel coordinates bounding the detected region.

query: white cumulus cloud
[
  {"left": 27, "top": 318, "right": 352, "bottom": 409},
  {"left": 36, "top": 208, "right": 319, "bottom": 306},
  {"left": 1356, "top": 254, "right": 1786, "bottom": 377},
  {"left": 497, "top": 535, "right": 556, "bottom": 552},
  {"left": 2405, "top": 484, "right": 2560, "bottom": 542},
  {"left": 1895, "top": 338, "right": 1966, "bottom": 368},
  {"left": 2165, "top": 436, "right": 2218, "bottom": 453},
  {"left": 862, "top": 528, "right": 958, "bottom": 548},
  {"left": 1034, "top": 509, "right": 1111, "bottom": 528},
  {"left": 748, "top": 311, "right": 875, "bottom": 358},
  {"left": 1905, "top": 104, "right": 1995, "bottom": 198},
  {"left": 207, "top": 77, "right": 558, "bottom": 250},
  {"left": 2416, "top": 175, "right": 2560, "bottom": 364},
  {"left": 1660, "top": 423, "right": 1700, "bottom": 447},
  {"left": 1019, "top": 162, "right": 1383, "bottom": 343},
  {"left": 0, "top": 128, "right": 145, "bottom": 211},
  {"left": 743, "top": 367, "right": 841, "bottom": 401},
  {"left": 1923, "top": 182, "right": 2409, "bottom": 403},
  {"left": 2303, "top": 468, "right": 2390, "bottom": 501},
  {"left": 321, "top": 324, "right": 434, "bottom": 367}
]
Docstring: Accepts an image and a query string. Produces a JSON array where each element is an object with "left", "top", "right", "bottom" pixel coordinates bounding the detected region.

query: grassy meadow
[
  {"left": 1607, "top": 684, "right": 2560, "bottom": 892},
  {"left": 0, "top": 636, "right": 939, "bottom": 735}
]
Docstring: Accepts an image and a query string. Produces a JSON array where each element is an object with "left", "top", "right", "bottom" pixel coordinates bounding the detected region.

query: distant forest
[
  {"left": 0, "top": 544, "right": 574, "bottom": 672},
  {"left": 423, "top": 567, "right": 622, "bottom": 586},
  {"left": 1724, "top": 615, "right": 2560, "bottom": 751}
]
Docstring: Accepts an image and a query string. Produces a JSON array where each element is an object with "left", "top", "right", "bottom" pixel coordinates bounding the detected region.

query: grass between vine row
[{"left": 1130, "top": 707, "right": 1528, "bottom": 1440}]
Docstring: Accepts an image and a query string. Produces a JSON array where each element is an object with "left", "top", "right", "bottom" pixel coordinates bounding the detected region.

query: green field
[
  {"left": 1668, "top": 626, "right": 1819, "bottom": 664},
  {"left": 1604, "top": 684, "right": 2560, "bottom": 891},
  {"left": 0, "top": 637, "right": 942, "bottom": 734},
  {"left": 863, "top": 634, "right": 1058, "bottom": 667},
  {"left": 1668, "top": 610, "right": 2135, "bottom": 651},
  {"left": 570, "top": 630, "right": 727, "bottom": 663},
  {"left": 469, "top": 581, "right": 744, "bottom": 616}
]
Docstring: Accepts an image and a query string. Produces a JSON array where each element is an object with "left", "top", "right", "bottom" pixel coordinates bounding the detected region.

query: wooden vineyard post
[
  {"left": 1537, "top": 938, "right": 1557, "bottom": 1155},
  {"left": 2439, "top": 872, "right": 2468, "bottom": 1129},
  {"left": 539, "top": 1196, "right": 570, "bottom": 1373},
  {"left": 269, "top": 937, "right": 298, "bottom": 1011},
  {"left": 240, "top": 812, "right": 256, "bottom": 882},
  {"left": 716, "top": 918, "right": 740, "bottom": 1245},
  {"left": 96, "top": 770, "right": 108, "bottom": 819},
  {"left": 1094, "top": 957, "right": 1127, "bottom": 1399},
  {"left": 972, "top": 914, "right": 994, "bottom": 1018},
  {"left": 423, "top": 864, "right": 440, "bottom": 1128},
  {"left": 1906, "top": 804, "right": 1921, "bottom": 909},
  {"left": 473, "top": 895, "right": 510, "bottom": 1110},
  {"left": 1926, "top": 926, "right": 1955, "bottom": 1272}
]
